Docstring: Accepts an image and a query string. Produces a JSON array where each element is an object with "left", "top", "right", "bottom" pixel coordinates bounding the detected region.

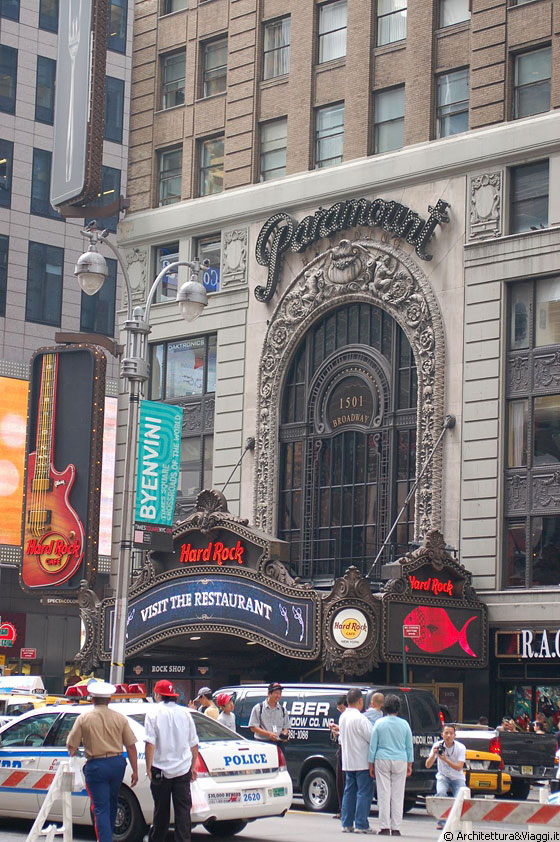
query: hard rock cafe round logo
[
  {"left": 332, "top": 608, "right": 369, "bottom": 650},
  {"left": 26, "top": 531, "right": 81, "bottom": 575}
]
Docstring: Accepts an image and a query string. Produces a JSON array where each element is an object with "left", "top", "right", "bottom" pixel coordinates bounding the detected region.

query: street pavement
[{"left": 0, "top": 804, "right": 533, "bottom": 841}]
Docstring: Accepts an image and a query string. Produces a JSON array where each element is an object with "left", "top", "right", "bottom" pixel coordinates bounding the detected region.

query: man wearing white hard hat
[{"left": 67, "top": 681, "right": 138, "bottom": 842}]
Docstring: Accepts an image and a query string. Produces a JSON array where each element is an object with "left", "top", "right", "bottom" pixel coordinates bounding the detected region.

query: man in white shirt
[
  {"left": 426, "top": 724, "right": 466, "bottom": 830},
  {"left": 144, "top": 679, "right": 199, "bottom": 842},
  {"left": 339, "top": 688, "right": 374, "bottom": 833}
]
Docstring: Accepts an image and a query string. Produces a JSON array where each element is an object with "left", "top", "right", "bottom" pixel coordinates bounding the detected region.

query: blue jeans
[
  {"left": 84, "top": 755, "right": 127, "bottom": 842},
  {"left": 341, "top": 769, "right": 374, "bottom": 830},
  {"left": 436, "top": 773, "right": 465, "bottom": 798}
]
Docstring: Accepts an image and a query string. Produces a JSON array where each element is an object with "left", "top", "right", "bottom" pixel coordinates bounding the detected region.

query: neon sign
[
  {"left": 179, "top": 540, "right": 245, "bottom": 566},
  {"left": 408, "top": 575, "right": 454, "bottom": 596}
]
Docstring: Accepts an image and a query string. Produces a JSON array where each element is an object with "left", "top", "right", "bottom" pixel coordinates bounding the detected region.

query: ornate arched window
[{"left": 278, "top": 301, "right": 417, "bottom": 581}]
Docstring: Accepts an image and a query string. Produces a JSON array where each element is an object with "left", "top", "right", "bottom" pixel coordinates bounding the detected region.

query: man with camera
[
  {"left": 249, "top": 682, "right": 290, "bottom": 742},
  {"left": 426, "top": 724, "right": 466, "bottom": 830}
]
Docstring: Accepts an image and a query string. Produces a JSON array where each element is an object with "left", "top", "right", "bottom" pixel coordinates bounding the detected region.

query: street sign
[
  {"left": 20, "top": 648, "right": 36, "bottom": 660},
  {"left": 403, "top": 624, "right": 421, "bottom": 639},
  {"left": 0, "top": 622, "right": 16, "bottom": 647}
]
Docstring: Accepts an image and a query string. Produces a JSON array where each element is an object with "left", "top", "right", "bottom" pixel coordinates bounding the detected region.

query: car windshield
[{"left": 192, "top": 712, "right": 239, "bottom": 742}]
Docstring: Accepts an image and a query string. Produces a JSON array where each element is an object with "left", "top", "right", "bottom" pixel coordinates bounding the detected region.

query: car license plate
[
  {"left": 242, "top": 789, "right": 262, "bottom": 803},
  {"left": 268, "top": 787, "right": 288, "bottom": 798},
  {"left": 521, "top": 766, "right": 533, "bottom": 776},
  {"left": 469, "top": 761, "right": 484, "bottom": 770}
]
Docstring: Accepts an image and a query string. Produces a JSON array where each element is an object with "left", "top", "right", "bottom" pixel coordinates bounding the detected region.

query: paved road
[{"left": 0, "top": 804, "right": 524, "bottom": 842}]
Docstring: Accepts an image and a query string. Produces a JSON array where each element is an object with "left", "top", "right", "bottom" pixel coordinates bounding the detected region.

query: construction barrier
[
  {"left": 0, "top": 767, "right": 56, "bottom": 791},
  {"left": 25, "top": 761, "right": 73, "bottom": 842}
]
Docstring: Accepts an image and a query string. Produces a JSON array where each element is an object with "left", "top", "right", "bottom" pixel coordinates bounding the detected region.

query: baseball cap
[
  {"left": 88, "top": 681, "right": 116, "bottom": 698},
  {"left": 154, "top": 679, "right": 179, "bottom": 698},
  {"left": 267, "top": 682, "right": 283, "bottom": 694},
  {"left": 216, "top": 693, "right": 232, "bottom": 708},
  {"left": 195, "top": 686, "right": 213, "bottom": 700}
]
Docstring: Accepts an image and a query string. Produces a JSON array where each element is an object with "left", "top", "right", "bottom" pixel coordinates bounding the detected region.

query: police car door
[
  {"left": 0, "top": 710, "right": 60, "bottom": 815},
  {"left": 36, "top": 711, "right": 88, "bottom": 817}
]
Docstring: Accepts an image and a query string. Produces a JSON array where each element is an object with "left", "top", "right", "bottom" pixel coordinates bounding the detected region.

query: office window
[
  {"left": 0, "top": 235, "right": 7, "bottom": 317},
  {"left": 315, "top": 103, "right": 344, "bottom": 169},
  {"left": 35, "top": 56, "right": 56, "bottom": 124},
  {"left": 202, "top": 39, "right": 227, "bottom": 98},
  {"left": 86, "top": 166, "right": 121, "bottom": 232},
  {"left": 39, "top": 0, "right": 58, "bottom": 30},
  {"left": 81, "top": 257, "right": 116, "bottom": 336},
  {"left": 31, "top": 148, "right": 61, "bottom": 219},
  {"left": 0, "top": 139, "right": 13, "bottom": 208},
  {"left": 260, "top": 118, "right": 287, "bottom": 182},
  {"left": 0, "top": 0, "right": 19, "bottom": 21},
  {"left": 514, "top": 48, "right": 551, "bottom": 120},
  {"left": 436, "top": 68, "right": 469, "bottom": 137},
  {"left": 105, "top": 76, "right": 124, "bottom": 142},
  {"left": 154, "top": 242, "right": 179, "bottom": 303},
  {"left": 151, "top": 335, "right": 217, "bottom": 399},
  {"left": 163, "top": 0, "right": 186, "bottom": 12},
  {"left": 377, "top": 0, "right": 407, "bottom": 46},
  {"left": 263, "top": 17, "right": 290, "bottom": 80},
  {"left": 374, "top": 87, "right": 404, "bottom": 153},
  {"left": 25, "top": 242, "right": 63, "bottom": 326},
  {"left": 158, "top": 147, "right": 182, "bottom": 206},
  {"left": 510, "top": 160, "right": 548, "bottom": 234},
  {"left": 439, "top": 0, "right": 470, "bottom": 26},
  {"left": 199, "top": 137, "right": 224, "bottom": 196},
  {"left": 108, "top": 0, "right": 127, "bottom": 53},
  {"left": 161, "top": 52, "right": 185, "bottom": 109},
  {"left": 196, "top": 235, "right": 221, "bottom": 294},
  {"left": 0, "top": 46, "right": 17, "bottom": 115},
  {"left": 318, "top": 0, "right": 347, "bottom": 64},
  {"left": 505, "top": 278, "right": 560, "bottom": 587}
]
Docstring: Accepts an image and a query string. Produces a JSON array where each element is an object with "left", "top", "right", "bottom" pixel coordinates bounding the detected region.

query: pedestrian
[
  {"left": 144, "top": 679, "right": 199, "bottom": 842},
  {"left": 66, "top": 681, "right": 138, "bottom": 842},
  {"left": 339, "top": 688, "right": 374, "bottom": 834},
  {"left": 249, "top": 682, "right": 290, "bottom": 742},
  {"left": 364, "top": 692, "right": 384, "bottom": 725},
  {"left": 194, "top": 686, "right": 219, "bottom": 720},
  {"left": 425, "top": 723, "right": 466, "bottom": 831},
  {"left": 216, "top": 692, "right": 237, "bottom": 731},
  {"left": 477, "top": 716, "right": 489, "bottom": 727},
  {"left": 328, "top": 694, "right": 348, "bottom": 819},
  {"left": 368, "top": 694, "right": 413, "bottom": 837}
]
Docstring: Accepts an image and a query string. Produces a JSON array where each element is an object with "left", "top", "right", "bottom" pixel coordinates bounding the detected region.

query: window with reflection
[
  {"left": 0, "top": 0, "right": 19, "bottom": 21},
  {"left": 153, "top": 242, "right": 179, "bottom": 303},
  {"left": 31, "top": 148, "right": 63, "bottom": 220},
  {"left": 0, "top": 138, "right": 13, "bottom": 208},
  {"left": 278, "top": 302, "right": 417, "bottom": 582},
  {"left": 108, "top": 0, "right": 127, "bottom": 53},
  {"left": 196, "top": 235, "right": 221, "bottom": 294},
  {"left": 202, "top": 39, "right": 227, "bottom": 98},
  {"left": 510, "top": 160, "right": 548, "bottom": 234},
  {"left": 318, "top": 0, "right": 347, "bottom": 64},
  {"left": 85, "top": 166, "right": 121, "bottom": 232},
  {"left": 514, "top": 47, "right": 550, "bottom": 120},
  {"left": 150, "top": 335, "right": 216, "bottom": 513},
  {"left": 105, "top": 76, "right": 125, "bottom": 142},
  {"left": 377, "top": 0, "right": 407, "bottom": 46},
  {"left": 0, "top": 45, "right": 17, "bottom": 114},
  {"left": 80, "top": 257, "right": 116, "bottom": 336},
  {"left": 35, "top": 56, "right": 56, "bottom": 124},
  {"left": 263, "top": 17, "right": 290, "bottom": 80},
  {"left": 439, "top": 0, "right": 469, "bottom": 27},
  {"left": 505, "top": 278, "right": 560, "bottom": 587},
  {"left": 199, "top": 137, "right": 224, "bottom": 196},
  {"left": 39, "top": 0, "right": 58, "bottom": 32},
  {"left": 373, "top": 87, "right": 404, "bottom": 154}
]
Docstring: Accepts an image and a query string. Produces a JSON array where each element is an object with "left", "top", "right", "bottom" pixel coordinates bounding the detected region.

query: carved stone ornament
[
  {"left": 534, "top": 352, "right": 560, "bottom": 391},
  {"left": 533, "top": 471, "right": 560, "bottom": 510},
  {"left": 123, "top": 247, "right": 148, "bottom": 307},
  {"left": 507, "top": 356, "right": 529, "bottom": 394},
  {"left": 74, "top": 580, "right": 101, "bottom": 673},
  {"left": 469, "top": 172, "right": 503, "bottom": 240},
  {"left": 221, "top": 228, "right": 248, "bottom": 287},
  {"left": 177, "top": 489, "right": 249, "bottom": 534},
  {"left": 254, "top": 237, "right": 446, "bottom": 538},
  {"left": 322, "top": 566, "right": 381, "bottom": 676},
  {"left": 383, "top": 530, "right": 477, "bottom": 602},
  {"left": 505, "top": 472, "right": 528, "bottom": 515}
]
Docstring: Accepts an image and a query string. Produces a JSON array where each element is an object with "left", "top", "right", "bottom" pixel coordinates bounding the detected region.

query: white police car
[{"left": 0, "top": 702, "right": 292, "bottom": 841}]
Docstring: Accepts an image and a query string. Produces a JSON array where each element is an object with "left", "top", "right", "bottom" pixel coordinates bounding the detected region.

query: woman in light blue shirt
[{"left": 368, "top": 695, "right": 413, "bottom": 836}]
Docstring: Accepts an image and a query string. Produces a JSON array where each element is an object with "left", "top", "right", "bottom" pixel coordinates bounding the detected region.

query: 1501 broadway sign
[
  {"left": 100, "top": 572, "right": 321, "bottom": 659},
  {"left": 134, "top": 401, "right": 182, "bottom": 550}
]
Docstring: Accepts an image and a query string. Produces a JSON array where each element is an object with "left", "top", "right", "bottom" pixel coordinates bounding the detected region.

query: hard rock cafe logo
[
  {"left": 25, "top": 532, "right": 82, "bottom": 575},
  {"left": 179, "top": 540, "right": 245, "bottom": 566},
  {"left": 332, "top": 608, "right": 369, "bottom": 649},
  {"left": 408, "top": 575, "right": 454, "bottom": 596}
]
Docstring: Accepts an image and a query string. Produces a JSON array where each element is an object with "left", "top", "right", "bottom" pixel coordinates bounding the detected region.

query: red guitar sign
[{"left": 22, "top": 353, "right": 85, "bottom": 588}]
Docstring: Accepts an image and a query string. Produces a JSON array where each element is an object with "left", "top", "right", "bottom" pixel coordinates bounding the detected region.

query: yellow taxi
[{"left": 464, "top": 746, "right": 511, "bottom": 796}]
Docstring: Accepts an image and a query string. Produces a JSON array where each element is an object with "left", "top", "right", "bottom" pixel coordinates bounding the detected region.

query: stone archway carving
[{"left": 254, "top": 237, "right": 446, "bottom": 541}]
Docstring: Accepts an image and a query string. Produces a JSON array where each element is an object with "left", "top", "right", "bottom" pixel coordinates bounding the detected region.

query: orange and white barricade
[{"left": 22, "top": 762, "right": 73, "bottom": 842}]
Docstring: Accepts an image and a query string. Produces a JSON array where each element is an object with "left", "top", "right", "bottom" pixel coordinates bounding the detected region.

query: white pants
[{"left": 374, "top": 759, "right": 408, "bottom": 832}]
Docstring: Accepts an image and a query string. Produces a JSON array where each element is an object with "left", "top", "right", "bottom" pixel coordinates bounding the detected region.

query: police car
[{"left": 0, "top": 701, "right": 292, "bottom": 842}]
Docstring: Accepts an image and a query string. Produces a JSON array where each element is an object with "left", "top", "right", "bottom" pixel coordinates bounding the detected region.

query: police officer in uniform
[{"left": 67, "top": 682, "right": 138, "bottom": 842}]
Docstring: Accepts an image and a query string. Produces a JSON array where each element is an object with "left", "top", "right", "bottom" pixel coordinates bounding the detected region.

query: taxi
[
  {"left": 463, "top": 746, "right": 511, "bottom": 796},
  {"left": 0, "top": 699, "right": 292, "bottom": 842}
]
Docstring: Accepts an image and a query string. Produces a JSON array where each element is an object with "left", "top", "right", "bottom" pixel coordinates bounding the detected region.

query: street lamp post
[{"left": 75, "top": 227, "right": 209, "bottom": 685}]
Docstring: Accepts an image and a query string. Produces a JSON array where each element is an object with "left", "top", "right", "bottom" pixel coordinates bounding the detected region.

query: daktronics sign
[{"left": 179, "top": 540, "right": 245, "bottom": 566}]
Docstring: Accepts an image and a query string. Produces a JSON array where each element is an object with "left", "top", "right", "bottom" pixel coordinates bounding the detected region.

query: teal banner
[{"left": 135, "top": 401, "right": 183, "bottom": 526}]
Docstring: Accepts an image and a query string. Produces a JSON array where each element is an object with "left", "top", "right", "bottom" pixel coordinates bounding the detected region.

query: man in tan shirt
[{"left": 67, "top": 681, "right": 138, "bottom": 842}]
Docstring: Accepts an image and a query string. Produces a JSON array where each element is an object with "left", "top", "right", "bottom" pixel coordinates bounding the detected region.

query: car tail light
[
  {"left": 194, "top": 752, "right": 210, "bottom": 778},
  {"left": 439, "top": 710, "right": 445, "bottom": 726},
  {"left": 277, "top": 746, "right": 287, "bottom": 771},
  {"left": 489, "top": 736, "right": 503, "bottom": 770}
]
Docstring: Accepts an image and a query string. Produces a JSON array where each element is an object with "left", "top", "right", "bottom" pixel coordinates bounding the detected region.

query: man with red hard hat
[
  {"left": 144, "top": 679, "right": 199, "bottom": 842},
  {"left": 216, "top": 693, "right": 236, "bottom": 731}
]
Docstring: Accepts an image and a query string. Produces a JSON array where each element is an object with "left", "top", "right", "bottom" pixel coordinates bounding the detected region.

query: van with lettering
[{"left": 216, "top": 683, "right": 441, "bottom": 813}]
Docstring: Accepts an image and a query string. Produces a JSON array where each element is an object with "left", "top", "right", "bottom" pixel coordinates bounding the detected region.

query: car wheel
[
  {"left": 203, "top": 819, "right": 248, "bottom": 836},
  {"left": 92, "top": 786, "right": 146, "bottom": 842},
  {"left": 302, "top": 766, "right": 338, "bottom": 813},
  {"left": 403, "top": 799, "right": 416, "bottom": 813}
]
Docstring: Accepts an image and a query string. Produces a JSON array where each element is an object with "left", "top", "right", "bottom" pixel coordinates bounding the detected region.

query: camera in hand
[
  {"left": 278, "top": 733, "right": 289, "bottom": 741},
  {"left": 437, "top": 742, "right": 446, "bottom": 756}
]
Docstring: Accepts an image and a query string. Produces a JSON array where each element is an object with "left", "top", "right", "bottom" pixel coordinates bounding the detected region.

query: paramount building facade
[{"left": 113, "top": 0, "right": 560, "bottom": 725}]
